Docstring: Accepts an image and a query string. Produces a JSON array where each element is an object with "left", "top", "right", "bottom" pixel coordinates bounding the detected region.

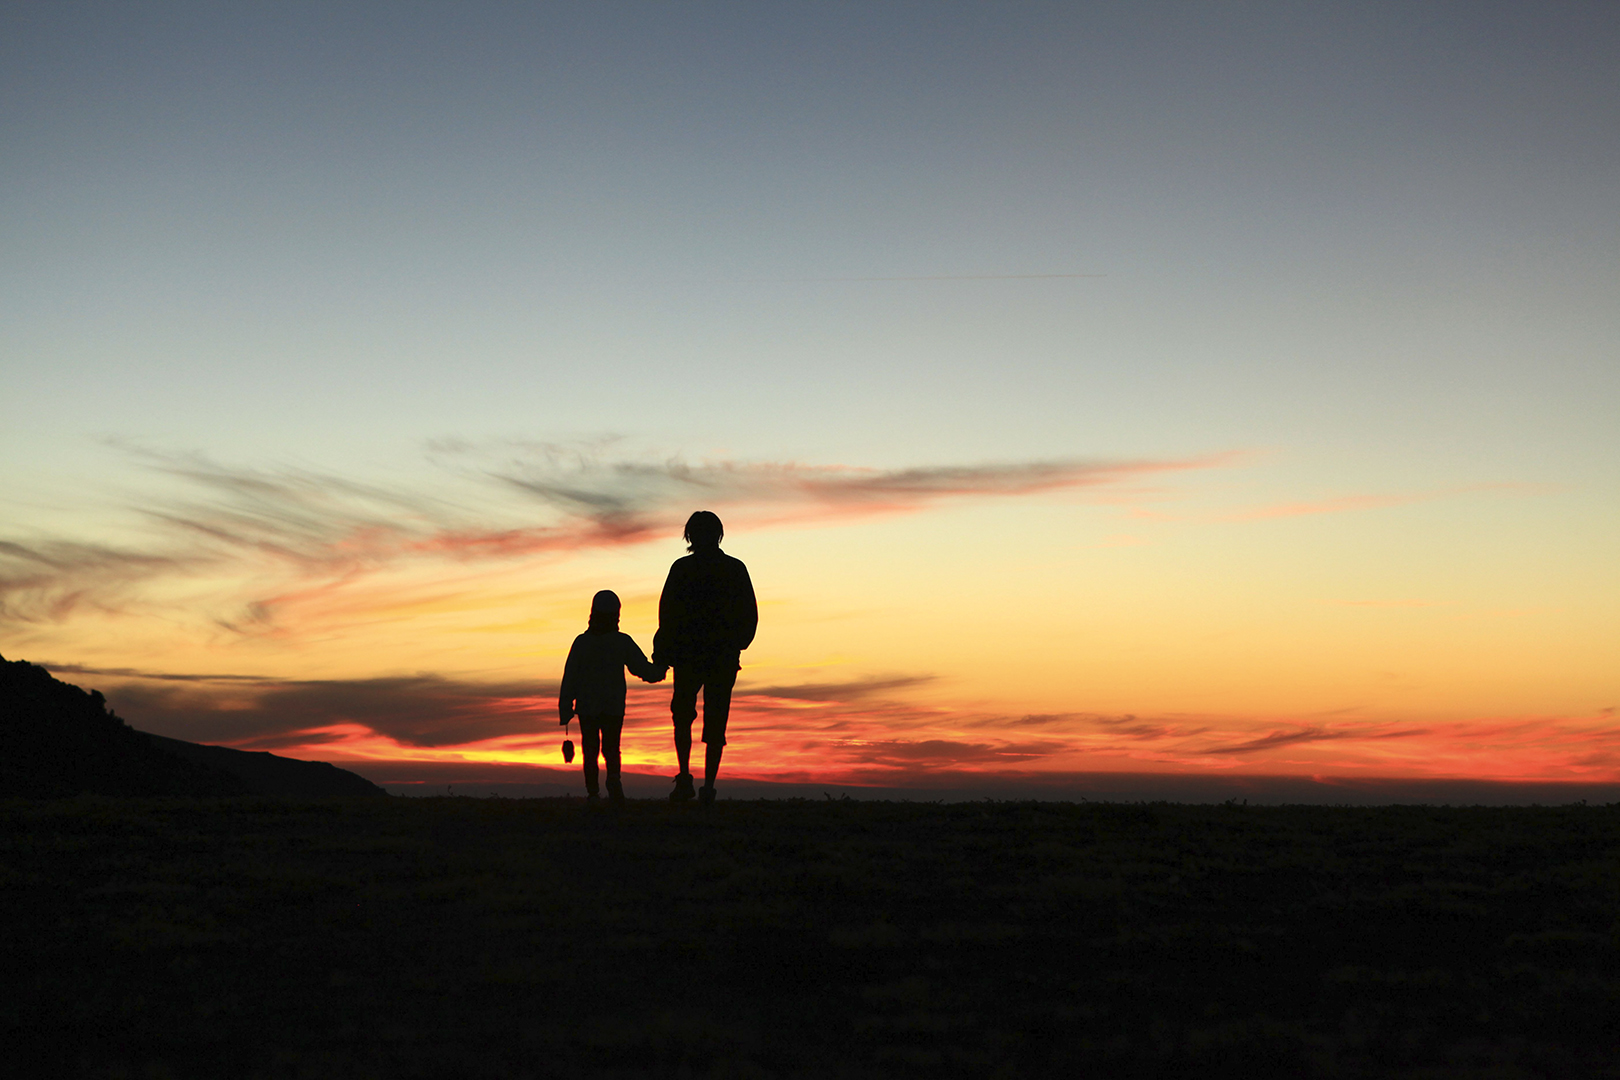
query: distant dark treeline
[{"left": 0, "top": 654, "right": 383, "bottom": 798}]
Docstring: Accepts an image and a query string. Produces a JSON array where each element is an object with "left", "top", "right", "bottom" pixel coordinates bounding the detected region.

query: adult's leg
[
  {"left": 670, "top": 666, "right": 700, "bottom": 778},
  {"left": 699, "top": 667, "right": 738, "bottom": 791},
  {"left": 703, "top": 742, "right": 724, "bottom": 790},
  {"left": 580, "top": 717, "right": 603, "bottom": 796}
]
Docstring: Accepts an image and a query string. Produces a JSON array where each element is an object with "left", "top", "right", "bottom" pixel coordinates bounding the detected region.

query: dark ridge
[
  {"left": 0, "top": 654, "right": 384, "bottom": 798},
  {"left": 144, "top": 732, "right": 385, "bottom": 797},
  {"left": 0, "top": 653, "right": 244, "bottom": 796}
]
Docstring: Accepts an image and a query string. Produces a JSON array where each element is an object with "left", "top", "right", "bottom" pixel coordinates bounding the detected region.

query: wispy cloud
[
  {"left": 829, "top": 738, "right": 1067, "bottom": 765},
  {"left": 0, "top": 539, "right": 191, "bottom": 621},
  {"left": 481, "top": 445, "right": 1223, "bottom": 532},
  {"left": 1198, "top": 724, "right": 1426, "bottom": 755},
  {"left": 1219, "top": 483, "right": 1556, "bottom": 523},
  {"left": 41, "top": 661, "right": 280, "bottom": 683},
  {"left": 740, "top": 676, "right": 936, "bottom": 702},
  {"left": 0, "top": 441, "right": 1222, "bottom": 628}
]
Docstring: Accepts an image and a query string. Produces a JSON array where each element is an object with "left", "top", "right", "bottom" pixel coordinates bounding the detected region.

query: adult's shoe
[
  {"left": 698, "top": 784, "right": 716, "bottom": 807},
  {"left": 669, "top": 773, "right": 697, "bottom": 802}
]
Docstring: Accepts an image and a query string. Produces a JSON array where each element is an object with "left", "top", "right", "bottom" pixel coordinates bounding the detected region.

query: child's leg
[
  {"left": 602, "top": 717, "right": 624, "bottom": 800},
  {"left": 580, "top": 717, "right": 602, "bottom": 795},
  {"left": 602, "top": 717, "right": 623, "bottom": 782}
]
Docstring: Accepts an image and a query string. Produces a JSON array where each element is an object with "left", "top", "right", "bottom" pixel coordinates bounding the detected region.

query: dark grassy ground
[{"left": 4, "top": 796, "right": 1618, "bottom": 1079}]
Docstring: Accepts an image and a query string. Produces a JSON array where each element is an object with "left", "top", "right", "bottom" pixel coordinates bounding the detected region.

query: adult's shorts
[{"left": 670, "top": 661, "right": 739, "bottom": 746}]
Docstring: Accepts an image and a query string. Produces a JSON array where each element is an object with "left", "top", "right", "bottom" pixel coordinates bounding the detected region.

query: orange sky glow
[
  {"left": 69, "top": 678, "right": 1620, "bottom": 788},
  {"left": 17, "top": 443, "right": 1612, "bottom": 792}
]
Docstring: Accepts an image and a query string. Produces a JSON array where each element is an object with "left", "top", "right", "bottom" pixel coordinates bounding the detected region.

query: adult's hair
[{"left": 683, "top": 511, "right": 724, "bottom": 552}]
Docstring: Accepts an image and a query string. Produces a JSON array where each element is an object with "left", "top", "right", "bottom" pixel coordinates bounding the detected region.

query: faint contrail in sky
[{"left": 778, "top": 273, "right": 1106, "bottom": 281}]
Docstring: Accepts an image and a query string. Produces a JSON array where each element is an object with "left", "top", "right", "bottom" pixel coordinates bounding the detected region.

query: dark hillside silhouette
[
  {"left": 145, "top": 732, "right": 385, "bottom": 797},
  {"left": 0, "top": 654, "right": 384, "bottom": 797},
  {"left": 1, "top": 654, "right": 241, "bottom": 797}
]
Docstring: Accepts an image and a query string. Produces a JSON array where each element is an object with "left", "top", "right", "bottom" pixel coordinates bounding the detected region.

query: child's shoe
[
  {"left": 698, "top": 784, "right": 715, "bottom": 807},
  {"left": 669, "top": 773, "right": 696, "bottom": 802}
]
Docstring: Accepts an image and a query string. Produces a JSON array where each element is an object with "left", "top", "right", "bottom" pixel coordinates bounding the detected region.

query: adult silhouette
[{"left": 652, "top": 511, "right": 757, "bottom": 805}]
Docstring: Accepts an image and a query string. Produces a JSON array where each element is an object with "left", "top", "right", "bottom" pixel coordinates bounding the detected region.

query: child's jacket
[{"left": 558, "top": 630, "right": 660, "bottom": 721}]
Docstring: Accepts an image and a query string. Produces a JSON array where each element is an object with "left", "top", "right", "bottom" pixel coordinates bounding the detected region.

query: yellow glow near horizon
[{"left": 7, "top": 470, "right": 1615, "bottom": 783}]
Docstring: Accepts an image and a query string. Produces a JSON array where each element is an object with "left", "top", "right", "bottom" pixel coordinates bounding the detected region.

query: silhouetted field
[{"left": 5, "top": 797, "right": 1617, "bottom": 1079}]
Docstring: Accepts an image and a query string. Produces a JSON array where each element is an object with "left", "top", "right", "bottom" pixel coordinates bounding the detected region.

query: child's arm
[
  {"left": 558, "top": 644, "right": 578, "bottom": 724},
  {"left": 623, "top": 636, "right": 664, "bottom": 683}
]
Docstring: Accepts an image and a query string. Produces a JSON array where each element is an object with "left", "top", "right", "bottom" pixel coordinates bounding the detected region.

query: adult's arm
[
  {"left": 651, "top": 560, "right": 682, "bottom": 666},
  {"left": 732, "top": 560, "right": 758, "bottom": 652}
]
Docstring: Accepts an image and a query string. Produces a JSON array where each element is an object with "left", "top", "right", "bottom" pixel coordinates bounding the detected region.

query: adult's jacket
[{"left": 652, "top": 549, "right": 757, "bottom": 667}]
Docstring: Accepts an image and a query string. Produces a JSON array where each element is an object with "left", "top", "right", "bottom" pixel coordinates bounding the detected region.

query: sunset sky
[{"left": 3, "top": 2, "right": 1616, "bottom": 792}]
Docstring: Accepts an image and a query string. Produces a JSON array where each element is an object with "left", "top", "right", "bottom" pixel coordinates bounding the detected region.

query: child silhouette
[{"left": 558, "top": 590, "right": 665, "bottom": 803}]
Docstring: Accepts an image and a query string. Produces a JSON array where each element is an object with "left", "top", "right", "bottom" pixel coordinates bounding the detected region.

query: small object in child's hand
[{"left": 562, "top": 738, "right": 575, "bottom": 763}]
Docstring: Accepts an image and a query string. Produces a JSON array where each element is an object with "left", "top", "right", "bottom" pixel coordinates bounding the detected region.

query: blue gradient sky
[{"left": 3, "top": 2, "right": 1617, "bottom": 781}]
